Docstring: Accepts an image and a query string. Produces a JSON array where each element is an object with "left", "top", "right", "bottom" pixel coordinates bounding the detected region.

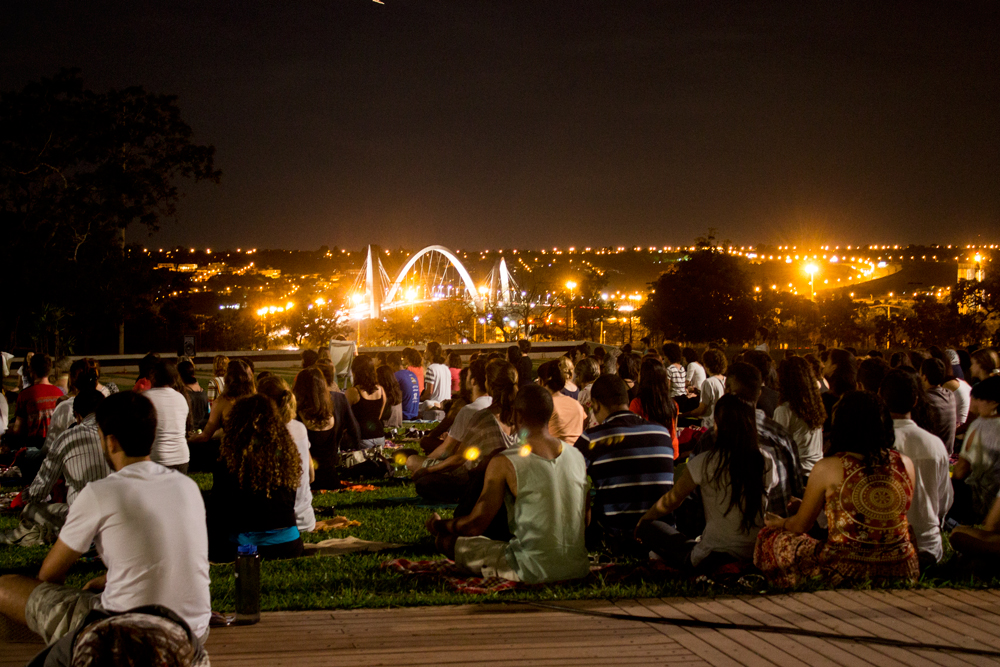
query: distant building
[
  {"left": 176, "top": 264, "right": 198, "bottom": 272},
  {"left": 958, "top": 262, "right": 984, "bottom": 282},
  {"left": 258, "top": 268, "right": 281, "bottom": 278}
]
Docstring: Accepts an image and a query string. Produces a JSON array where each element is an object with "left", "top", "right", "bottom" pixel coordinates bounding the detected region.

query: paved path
[{"left": 5, "top": 588, "right": 1000, "bottom": 665}]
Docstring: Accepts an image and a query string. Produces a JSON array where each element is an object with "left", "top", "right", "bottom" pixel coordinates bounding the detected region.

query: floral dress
[{"left": 755, "top": 450, "right": 919, "bottom": 588}]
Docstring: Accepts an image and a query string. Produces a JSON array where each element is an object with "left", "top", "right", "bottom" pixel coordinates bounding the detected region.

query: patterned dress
[{"left": 754, "top": 450, "right": 919, "bottom": 588}]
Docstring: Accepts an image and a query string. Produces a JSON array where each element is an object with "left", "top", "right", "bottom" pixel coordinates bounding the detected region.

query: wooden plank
[
  {"left": 684, "top": 597, "right": 823, "bottom": 667},
  {"left": 612, "top": 598, "right": 735, "bottom": 667},
  {"left": 639, "top": 597, "right": 776, "bottom": 666},
  {"left": 758, "top": 593, "right": 929, "bottom": 667},
  {"left": 655, "top": 597, "right": 784, "bottom": 666},
  {"left": 907, "top": 589, "right": 1000, "bottom": 637},
  {"left": 920, "top": 589, "right": 1000, "bottom": 624},
  {"left": 877, "top": 590, "right": 1000, "bottom": 651},
  {"left": 738, "top": 596, "right": 885, "bottom": 666},
  {"left": 818, "top": 590, "right": 982, "bottom": 667},
  {"left": 717, "top": 597, "right": 863, "bottom": 667}
]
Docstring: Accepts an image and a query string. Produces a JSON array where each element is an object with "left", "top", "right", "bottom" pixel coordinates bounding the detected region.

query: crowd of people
[{"left": 1, "top": 338, "right": 999, "bottom": 663}]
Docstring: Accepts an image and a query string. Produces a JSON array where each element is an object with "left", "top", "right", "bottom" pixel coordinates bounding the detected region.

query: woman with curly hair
[
  {"left": 208, "top": 394, "right": 304, "bottom": 562},
  {"left": 755, "top": 391, "right": 918, "bottom": 588},
  {"left": 258, "top": 375, "right": 315, "bottom": 533},
  {"left": 293, "top": 367, "right": 338, "bottom": 489},
  {"left": 774, "top": 356, "right": 827, "bottom": 474}
]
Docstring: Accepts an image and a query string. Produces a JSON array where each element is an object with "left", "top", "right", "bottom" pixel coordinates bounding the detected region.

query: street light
[
  {"left": 804, "top": 263, "right": 818, "bottom": 300},
  {"left": 565, "top": 281, "right": 577, "bottom": 340}
]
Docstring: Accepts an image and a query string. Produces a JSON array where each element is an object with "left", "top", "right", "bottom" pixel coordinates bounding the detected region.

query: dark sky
[{"left": 2, "top": 1, "right": 998, "bottom": 250}]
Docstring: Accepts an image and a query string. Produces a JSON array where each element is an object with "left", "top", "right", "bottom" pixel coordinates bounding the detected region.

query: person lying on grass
[
  {"left": 425, "top": 383, "right": 591, "bottom": 584},
  {"left": 0, "top": 392, "right": 211, "bottom": 648}
]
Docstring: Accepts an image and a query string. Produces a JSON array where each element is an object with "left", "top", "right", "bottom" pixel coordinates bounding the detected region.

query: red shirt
[
  {"left": 15, "top": 383, "right": 65, "bottom": 439},
  {"left": 407, "top": 366, "right": 425, "bottom": 394}
]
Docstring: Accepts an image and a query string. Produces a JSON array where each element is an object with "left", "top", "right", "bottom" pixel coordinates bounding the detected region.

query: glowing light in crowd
[
  {"left": 519, "top": 445, "right": 532, "bottom": 457},
  {"left": 463, "top": 447, "right": 481, "bottom": 461}
]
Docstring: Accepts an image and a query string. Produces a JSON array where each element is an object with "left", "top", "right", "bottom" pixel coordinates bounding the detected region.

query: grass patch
[{"left": 5, "top": 473, "right": 1000, "bottom": 613}]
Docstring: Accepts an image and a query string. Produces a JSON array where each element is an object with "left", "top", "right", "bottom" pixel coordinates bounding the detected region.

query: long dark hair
[
  {"left": 293, "top": 367, "right": 334, "bottom": 426},
  {"left": 538, "top": 361, "right": 565, "bottom": 392},
  {"left": 486, "top": 359, "right": 518, "bottom": 425},
  {"left": 637, "top": 358, "right": 675, "bottom": 426},
  {"left": 777, "top": 356, "right": 826, "bottom": 430},
  {"left": 351, "top": 355, "right": 378, "bottom": 393},
  {"left": 708, "top": 394, "right": 766, "bottom": 534},
  {"left": 827, "top": 390, "right": 895, "bottom": 473},
  {"left": 376, "top": 365, "right": 402, "bottom": 406}
]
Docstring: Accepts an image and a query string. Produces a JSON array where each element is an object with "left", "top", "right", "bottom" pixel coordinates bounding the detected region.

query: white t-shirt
[
  {"left": 686, "top": 363, "right": 706, "bottom": 394},
  {"left": 699, "top": 376, "right": 726, "bottom": 430},
  {"left": 58, "top": 461, "right": 211, "bottom": 639},
  {"left": 288, "top": 420, "right": 315, "bottom": 532},
  {"left": 773, "top": 403, "right": 824, "bottom": 473},
  {"left": 953, "top": 379, "right": 972, "bottom": 425},
  {"left": 687, "top": 449, "right": 776, "bottom": 566},
  {"left": 448, "top": 395, "right": 493, "bottom": 443},
  {"left": 144, "top": 387, "right": 191, "bottom": 466},
  {"left": 424, "top": 363, "right": 453, "bottom": 404},
  {"left": 892, "top": 418, "right": 952, "bottom": 563},
  {"left": 0, "top": 393, "right": 8, "bottom": 436}
]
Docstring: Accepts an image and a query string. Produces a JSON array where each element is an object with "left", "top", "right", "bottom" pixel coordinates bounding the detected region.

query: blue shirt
[
  {"left": 574, "top": 411, "right": 675, "bottom": 534},
  {"left": 394, "top": 369, "right": 420, "bottom": 420}
]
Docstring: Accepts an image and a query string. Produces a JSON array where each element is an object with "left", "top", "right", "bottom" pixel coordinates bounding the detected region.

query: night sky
[{"left": 2, "top": 1, "right": 997, "bottom": 250}]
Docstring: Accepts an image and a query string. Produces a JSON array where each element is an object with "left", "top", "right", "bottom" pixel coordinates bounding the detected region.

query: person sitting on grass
[
  {"left": 405, "top": 359, "right": 490, "bottom": 471},
  {"left": 538, "top": 360, "right": 587, "bottom": 445},
  {"left": 0, "top": 392, "right": 211, "bottom": 648},
  {"left": 635, "top": 395, "right": 775, "bottom": 572},
  {"left": 189, "top": 359, "right": 256, "bottom": 444},
  {"left": 680, "top": 348, "right": 726, "bottom": 429},
  {"left": 2, "top": 389, "right": 111, "bottom": 547},
  {"left": 144, "top": 360, "right": 191, "bottom": 473},
  {"left": 576, "top": 374, "right": 676, "bottom": 556},
  {"left": 388, "top": 352, "right": 421, "bottom": 421},
  {"left": 258, "top": 375, "right": 315, "bottom": 534},
  {"left": 950, "top": 376, "right": 1000, "bottom": 525},
  {"left": 407, "top": 360, "right": 516, "bottom": 503},
  {"left": 292, "top": 367, "right": 339, "bottom": 490},
  {"left": 950, "top": 491, "right": 1000, "bottom": 566},
  {"left": 425, "top": 384, "right": 590, "bottom": 584},
  {"left": 754, "top": 391, "right": 919, "bottom": 589},
  {"left": 207, "top": 394, "right": 304, "bottom": 562},
  {"left": 879, "top": 368, "right": 953, "bottom": 569}
]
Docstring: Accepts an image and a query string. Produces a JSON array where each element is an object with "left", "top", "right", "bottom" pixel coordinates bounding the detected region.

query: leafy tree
[
  {"left": 0, "top": 69, "right": 220, "bottom": 352},
  {"left": 421, "top": 299, "right": 476, "bottom": 344},
  {"left": 819, "top": 294, "right": 869, "bottom": 347},
  {"left": 639, "top": 249, "right": 756, "bottom": 344}
]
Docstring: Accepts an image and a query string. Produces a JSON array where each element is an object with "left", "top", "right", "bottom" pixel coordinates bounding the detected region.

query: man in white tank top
[{"left": 425, "top": 384, "right": 591, "bottom": 584}]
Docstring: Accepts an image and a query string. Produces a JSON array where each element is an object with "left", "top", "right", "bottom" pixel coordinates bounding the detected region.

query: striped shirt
[
  {"left": 667, "top": 364, "right": 687, "bottom": 397},
  {"left": 24, "top": 414, "right": 112, "bottom": 506},
  {"left": 574, "top": 411, "right": 675, "bottom": 534}
]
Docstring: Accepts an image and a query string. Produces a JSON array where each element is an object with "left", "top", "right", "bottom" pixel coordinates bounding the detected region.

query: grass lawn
[{"left": 5, "top": 466, "right": 1000, "bottom": 614}]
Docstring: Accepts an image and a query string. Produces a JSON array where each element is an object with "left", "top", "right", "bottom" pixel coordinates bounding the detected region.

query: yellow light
[
  {"left": 805, "top": 263, "right": 819, "bottom": 276},
  {"left": 268, "top": 306, "right": 277, "bottom": 314},
  {"left": 256, "top": 307, "right": 267, "bottom": 316},
  {"left": 394, "top": 453, "right": 409, "bottom": 466},
  {"left": 519, "top": 445, "right": 532, "bottom": 457},
  {"left": 351, "top": 293, "right": 364, "bottom": 305},
  {"left": 315, "top": 297, "right": 326, "bottom": 306},
  {"left": 463, "top": 447, "right": 481, "bottom": 461},
  {"left": 478, "top": 285, "right": 488, "bottom": 296},
  {"left": 406, "top": 288, "right": 417, "bottom": 301},
  {"left": 286, "top": 302, "right": 294, "bottom": 310},
  {"left": 565, "top": 280, "right": 577, "bottom": 290},
  {"left": 975, "top": 254, "right": 982, "bottom": 263}
]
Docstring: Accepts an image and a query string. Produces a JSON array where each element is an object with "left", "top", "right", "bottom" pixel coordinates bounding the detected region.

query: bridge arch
[{"left": 384, "top": 245, "right": 483, "bottom": 311}]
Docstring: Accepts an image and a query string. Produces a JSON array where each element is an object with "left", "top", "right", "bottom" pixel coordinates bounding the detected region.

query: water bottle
[{"left": 234, "top": 544, "right": 261, "bottom": 625}]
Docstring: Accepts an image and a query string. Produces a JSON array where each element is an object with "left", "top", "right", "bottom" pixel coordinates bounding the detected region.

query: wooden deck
[{"left": 4, "top": 588, "right": 1000, "bottom": 665}]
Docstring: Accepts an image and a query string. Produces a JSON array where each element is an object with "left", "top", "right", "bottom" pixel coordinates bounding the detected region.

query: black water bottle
[{"left": 234, "top": 544, "right": 261, "bottom": 625}]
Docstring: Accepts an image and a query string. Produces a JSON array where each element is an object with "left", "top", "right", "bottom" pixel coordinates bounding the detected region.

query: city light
[
  {"left": 314, "top": 297, "right": 326, "bottom": 306},
  {"left": 565, "top": 280, "right": 577, "bottom": 290}
]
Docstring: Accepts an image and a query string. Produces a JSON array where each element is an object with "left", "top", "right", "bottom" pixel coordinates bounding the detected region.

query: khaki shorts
[
  {"left": 25, "top": 582, "right": 102, "bottom": 645},
  {"left": 454, "top": 536, "right": 520, "bottom": 581}
]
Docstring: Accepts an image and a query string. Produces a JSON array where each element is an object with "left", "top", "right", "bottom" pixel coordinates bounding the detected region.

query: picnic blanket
[
  {"left": 312, "top": 516, "right": 361, "bottom": 532},
  {"left": 304, "top": 536, "right": 403, "bottom": 557},
  {"left": 382, "top": 558, "right": 627, "bottom": 595}
]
